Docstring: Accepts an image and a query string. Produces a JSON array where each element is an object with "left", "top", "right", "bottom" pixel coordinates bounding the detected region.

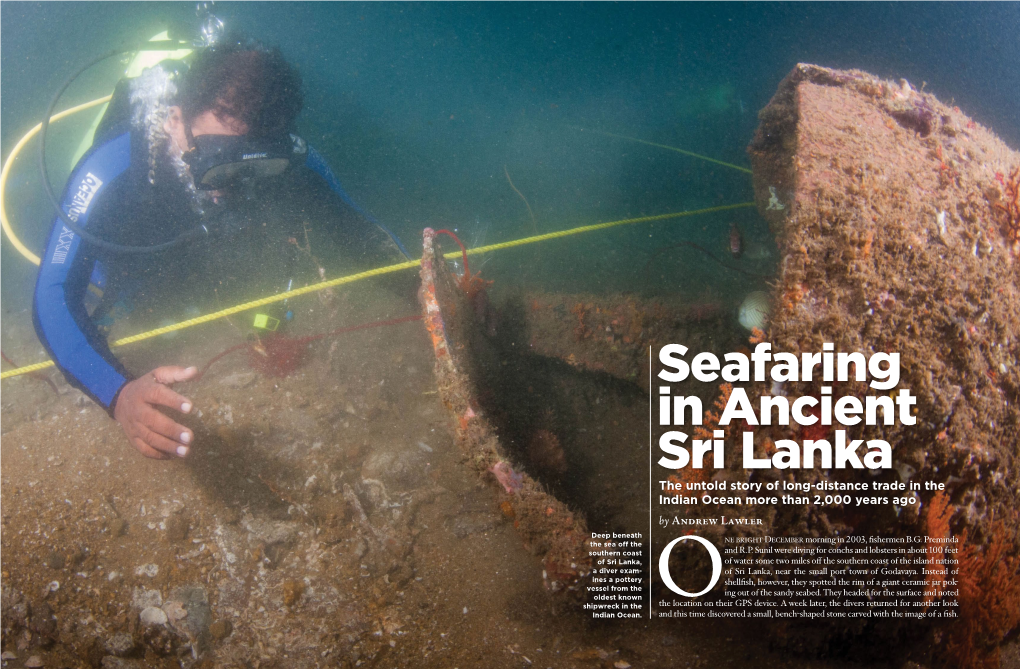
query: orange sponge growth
[
  {"left": 944, "top": 522, "right": 1020, "bottom": 669},
  {"left": 693, "top": 383, "right": 733, "bottom": 442},
  {"left": 922, "top": 491, "right": 954, "bottom": 608},
  {"left": 457, "top": 270, "right": 494, "bottom": 300},
  {"left": 993, "top": 166, "right": 1020, "bottom": 253},
  {"left": 667, "top": 383, "right": 734, "bottom": 488}
]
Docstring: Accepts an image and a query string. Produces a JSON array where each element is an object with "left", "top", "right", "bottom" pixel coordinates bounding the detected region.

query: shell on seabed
[{"left": 738, "top": 291, "right": 771, "bottom": 331}]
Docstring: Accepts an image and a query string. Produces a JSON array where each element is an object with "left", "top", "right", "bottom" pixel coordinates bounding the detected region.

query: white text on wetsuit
[{"left": 53, "top": 172, "right": 103, "bottom": 264}]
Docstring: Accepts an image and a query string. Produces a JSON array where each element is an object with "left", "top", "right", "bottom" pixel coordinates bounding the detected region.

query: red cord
[
  {"left": 434, "top": 229, "right": 469, "bottom": 278},
  {"left": 194, "top": 342, "right": 250, "bottom": 380},
  {"left": 291, "top": 313, "right": 422, "bottom": 345},
  {"left": 195, "top": 313, "right": 423, "bottom": 380}
]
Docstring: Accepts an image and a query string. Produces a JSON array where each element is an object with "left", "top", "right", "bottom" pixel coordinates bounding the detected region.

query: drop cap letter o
[{"left": 659, "top": 535, "right": 722, "bottom": 597}]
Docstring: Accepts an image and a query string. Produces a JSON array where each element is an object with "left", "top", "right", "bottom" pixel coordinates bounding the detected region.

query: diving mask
[{"left": 181, "top": 133, "right": 306, "bottom": 190}]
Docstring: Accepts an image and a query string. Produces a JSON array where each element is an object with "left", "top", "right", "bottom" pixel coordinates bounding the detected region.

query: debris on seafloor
[
  {"left": 418, "top": 228, "right": 592, "bottom": 595},
  {"left": 744, "top": 63, "right": 1020, "bottom": 663}
]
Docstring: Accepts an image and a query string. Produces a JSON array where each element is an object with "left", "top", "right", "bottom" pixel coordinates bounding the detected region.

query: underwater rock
[
  {"left": 133, "top": 564, "right": 158, "bottom": 578},
  {"left": 748, "top": 61, "right": 1020, "bottom": 539},
  {"left": 164, "top": 585, "right": 211, "bottom": 642},
  {"left": 241, "top": 516, "right": 298, "bottom": 548},
  {"left": 23, "top": 656, "right": 43, "bottom": 668},
  {"left": 162, "top": 599, "right": 187, "bottom": 625},
  {"left": 748, "top": 61, "right": 1020, "bottom": 663},
  {"left": 103, "top": 632, "right": 135, "bottom": 657},
  {"left": 130, "top": 588, "right": 161, "bottom": 610},
  {"left": 138, "top": 607, "right": 167, "bottom": 627}
]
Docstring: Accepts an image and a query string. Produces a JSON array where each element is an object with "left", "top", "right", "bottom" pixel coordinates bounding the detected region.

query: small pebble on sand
[{"left": 139, "top": 606, "right": 168, "bottom": 626}]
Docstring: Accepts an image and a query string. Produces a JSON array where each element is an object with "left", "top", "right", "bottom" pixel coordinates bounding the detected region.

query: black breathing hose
[{"left": 38, "top": 45, "right": 208, "bottom": 254}]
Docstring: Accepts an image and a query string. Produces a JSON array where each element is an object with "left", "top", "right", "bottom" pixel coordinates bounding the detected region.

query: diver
[{"left": 33, "top": 32, "right": 409, "bottom": 460}]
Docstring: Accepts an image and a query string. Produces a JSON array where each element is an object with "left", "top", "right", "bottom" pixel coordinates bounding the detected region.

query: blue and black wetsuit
[{"left": 33, "top": 98, "right": 408, "bottom": 417}]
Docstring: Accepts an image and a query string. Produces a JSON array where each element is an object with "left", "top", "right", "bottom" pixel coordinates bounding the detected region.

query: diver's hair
[{"left": 180, "top": 33, "right": 303, "bottom": 138}]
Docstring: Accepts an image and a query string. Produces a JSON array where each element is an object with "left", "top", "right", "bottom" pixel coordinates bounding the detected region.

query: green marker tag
[{"left": 253, "top": 314, "right": 280, "bottom": 331}]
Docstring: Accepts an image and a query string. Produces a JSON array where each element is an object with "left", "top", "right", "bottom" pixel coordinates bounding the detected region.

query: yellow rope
[
  {"left": 568, "top": 126, "right": 753, "bottom": 175},
  {"left": 462, "top": 202, "right": 753, "bottom": 257},
  {"left": 1, "top": 201, "right": 754, "bottom": 380},
  {"left": 0, "top": 95, "right": 115, "bottom": 266}
]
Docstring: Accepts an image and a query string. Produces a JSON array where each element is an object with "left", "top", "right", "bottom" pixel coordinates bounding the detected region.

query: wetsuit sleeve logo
[
  {"left": 51, "top": 226, "right": 75, "bottom": 264},
  {"left": 66, "top": 172, "right": 104, "bottom": 223},
  {"left": 51, "top": 172, "right": 103, "bottom": 265}
]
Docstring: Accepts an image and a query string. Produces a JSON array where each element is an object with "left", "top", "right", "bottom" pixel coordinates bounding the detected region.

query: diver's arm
[
  {"left": 32, "top": 132, "right": 196, "bottom": 459},
  {"left": 301, "top": 142, "right": 411, "bottom": 259},
  {"left": 32, "top": 133, "right": 136, "bottom": 414}
]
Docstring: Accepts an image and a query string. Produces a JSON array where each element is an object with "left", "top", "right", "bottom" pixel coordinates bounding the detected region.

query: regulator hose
[{"left": 38, "top": 45, "right": 208, "bottom": 254}]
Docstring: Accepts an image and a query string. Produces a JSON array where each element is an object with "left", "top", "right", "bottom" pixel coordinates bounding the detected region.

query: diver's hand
[{"left": 113, "top": 366, "right": 197, "bottom": 460}]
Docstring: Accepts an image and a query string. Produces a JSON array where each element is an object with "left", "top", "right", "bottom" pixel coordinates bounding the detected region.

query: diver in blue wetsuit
[{"left": 33, "top": 34, "right": 408, "bottom": 460}]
